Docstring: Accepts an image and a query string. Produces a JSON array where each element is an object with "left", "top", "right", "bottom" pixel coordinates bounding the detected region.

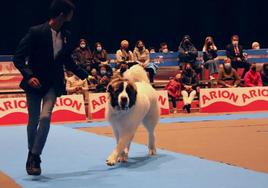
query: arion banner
[
  {"left": 0, "top": 95, "right": 86, "bottom": 126},
  {"left": 200, "top": 87, "right": 268, "bottom": 113},
  {"left": 88, "top": 90, "right": 170, "bottom": 120}
]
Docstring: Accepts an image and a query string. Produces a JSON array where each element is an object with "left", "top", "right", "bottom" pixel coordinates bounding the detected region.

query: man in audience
[
  {"left": 159, "top": 42, "right": 169, "bottom": 53},
  {"left": 218, "top": 58, "right": 240, "bottom": 88},
  {"left": 244, "top": 63, "right": 262, "bottom": 87},
  {"left": 66, "top": 72, "right": 89, "bottom": 96},
  {"left": 226, "top": 35, "right": 250, "bottom": 78},
  {"left": 252, "top": 42, "right": 260, "bottom": 50}
]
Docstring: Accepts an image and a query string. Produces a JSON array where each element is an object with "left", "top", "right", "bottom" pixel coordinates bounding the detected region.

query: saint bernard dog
[{"left": 106, "top": 65, "right": 160, "bottom": 166}]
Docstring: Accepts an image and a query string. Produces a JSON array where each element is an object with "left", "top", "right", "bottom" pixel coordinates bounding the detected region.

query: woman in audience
[
  {"left": 133, "top": 40, "right": 157, "bottom": 83},
  {"left": 252, "top": 42, "right": 260, "bottom": 50},
  {"left": 181, "top": 64, "right": 198, "bottom": 113},
  {"left": 261, "top": 63, "right": 268, "bottom": 86},
  {"left": 203, "top": 36, "right": 219, "bottom": 80},
  {"left": 116, "top": 40, "right": 134, "bottom": 66},
  {"left": 165, "top": 73, "right": 181, "bottom": 113},
  {"left": 244, "top": 63, "right": 262, "bottom": 87},
  {"left": 72, "top": 39, "right": 93, "bottom": 73},
  {"left": 92, "top": 42, "right": 109, "bottom": 70},
  {"left": 218, "top": 58, "right": 240, "bottom": 88}
]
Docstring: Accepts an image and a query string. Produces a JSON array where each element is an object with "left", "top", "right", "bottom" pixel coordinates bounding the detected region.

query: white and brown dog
[{"left": 106, "top": 65, "right": 160, "bottom": 166}]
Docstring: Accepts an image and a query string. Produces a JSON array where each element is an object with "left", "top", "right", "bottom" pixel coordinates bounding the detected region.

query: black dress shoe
[{"left": 26, "top": 153, "right": 41, "bottom": 176}]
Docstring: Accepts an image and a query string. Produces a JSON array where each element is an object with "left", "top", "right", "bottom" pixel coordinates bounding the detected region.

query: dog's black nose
[{"left": 121, "top": 97, "right": 128, "bottom": 105}]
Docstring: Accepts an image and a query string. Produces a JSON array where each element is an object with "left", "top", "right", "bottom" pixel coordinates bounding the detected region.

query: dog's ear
[{"left": 107, "top": 84, "right": 114, "bottom": 94}]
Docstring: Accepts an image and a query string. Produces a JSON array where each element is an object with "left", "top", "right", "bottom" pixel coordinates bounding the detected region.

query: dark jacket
[
  {"left": 203, "top": 48, "right": 218, "bottom": 62},
  {"left": 13, "top": 22, "right": 88, "bottom": 97},
  {"left": 261, "top": 64, "right": 268, "bottom": 86},
  {"left": 178, "top": 36, "right": 198, "bottom": 64},
  {"left": 181, "top": 69, "right": 198, "bottom": 90},
  {"left": 226, "top": 44, "right": 246, "bottom": 62}
]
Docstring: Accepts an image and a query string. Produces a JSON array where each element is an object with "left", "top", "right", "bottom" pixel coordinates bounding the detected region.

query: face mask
[
  {"left": 232, "top": 41, "right": 239, "bottom": 46},
  {"left": 80, "top": 44, "right": 86, "bottom": 49},
  {"left": 184, "top": 40, "right": 191, "bottom": 45},
  {"left": 138, "top": 46, "right": 143, "bottom": 50},
  {"left": 162, "top": 49, "right": 168, "bottom": 53},
  {"left": 251, "top": 66, "right": 257, "bottom": 72},
  {"left": 100, "top": 70, "right": 106, "bottom": 75},
  {"left": 224, "top": 63, "right": 231, "bottom": 69},
  {"left": 207, "top": 41, "right": 213, "bottom": 46},
  {"left": 97, "top": 47, "right": 102, "bottom": 52}
]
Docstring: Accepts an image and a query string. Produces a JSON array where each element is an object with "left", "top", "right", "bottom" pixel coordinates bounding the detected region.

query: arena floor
[{"left": 1, "top": 112, "right": 268, "bottom": 188}]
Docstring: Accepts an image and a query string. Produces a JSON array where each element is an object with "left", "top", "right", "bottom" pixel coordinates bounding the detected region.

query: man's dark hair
[
  {"left": 160, "top": 42, "right": 167, "bottom": 47},
  {"left": 49, "top": 0, "right": 75, "bottom": 19}
]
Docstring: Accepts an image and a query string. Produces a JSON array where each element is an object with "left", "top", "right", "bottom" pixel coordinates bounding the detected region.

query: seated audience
[
  {"left": 88, "top": 68, "right": 101, "bottom": 87},
  {"left": 218, "top": 58, "right": 240, "bottom": 88},
  {"left": 244, "top": 63, "right": 262, "bottom": 87},
  {"left": 95, "top": 64, "right": 111, "bottom": 92},
  {"left": 159, "top": 42, "right": 169, "bottom": 53},
  {"left": 133, "top": 40, "right": 157, "bottom": 83},
  {"left": 252, "top": 42, "right": 260, "bottom": 50},
  {"left": 261, "top": 63, "right": 268, "bottom": 86},
  {"left": 165, "top": 73, "right": 181, "bottom": 113},
  {"left": 202, "top": 36, "right": 219, "bottom": 80},
  {"left": 226, "top": 35, "right": 250, "bottom": 78},
  {"left": 66, "top": 72, "right": 89, "bottom": 97},
  {"left": 72, "top": 39, "right": 93, "bottom": 73},
  {"left": 92, "top": 42, "right": 109, "bottom": 70},
  {"left": 116, "top": 40, "right": 134, "bottom": 67},
  {"left": 181, "top": 64, "right": 198, "bottom": 113},
  {"left": 178, "top": 35, "right": 202, "bottom": 75},
  {"left": 149, "top": 47, "right": 156, "bottom": 54}
]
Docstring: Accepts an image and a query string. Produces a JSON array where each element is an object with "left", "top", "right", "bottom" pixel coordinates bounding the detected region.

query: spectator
[
  {"left": 252, "top": 42, "right": 260, "bottom": 50},
  {"left": 92, "top": 42, "right": 109, "bottom": 70},
  {"left": 159, "top": 42, "right": 169, "bottom": 53},
  {"left": 226, "top": 35, "right": 250, "bottom": 78},
  {"left": 66, "top": 73, "right": 89, "bottom": 97},
  {"left": 261, "top": 63, "right": 268, "bottom": 86},
  {"left": 165, "top": 73, "right": 181, "bottom": 113},
  {"left": 202, "top": 36, "right": 219, "bottom": 80},
  {"left": 244, "top": 63, "right": 262, "bottom": 87},
  {"left": 218, "top": 58, "right": 240, "bottom": 88},
  {"left": 96, "top": 64, "right": 111, "bottom": 92},
  {"left": 178, "top": 35, "right": 201, "bottom": 75},
  {"left": 181, "top": 64, "right": 198, "bottom": 113},
  {"left": 149, "top": 47, "right": 156, "bottom": 54},
  {"left": 133, "top": 40, "right": 157, "bottom": 83},
  {"left": 116, "top": 40, "right": 134, "bottom": 65},
  {"left": 72, "top": 39, "right": 93, "bottom": 73},
  {"left": 88, "top": 68, "right": 101, "bottom": 86}
]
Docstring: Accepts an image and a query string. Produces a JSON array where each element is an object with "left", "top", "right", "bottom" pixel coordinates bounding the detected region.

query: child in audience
[{"left": 165, "top": 73, "right": 182, "bottom": 113}]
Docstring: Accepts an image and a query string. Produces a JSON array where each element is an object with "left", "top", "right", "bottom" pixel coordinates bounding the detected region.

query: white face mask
[
  {"left": 80, "top": 44, "right": 86, "bottom": 48},
  {"left": 97, "top": 47, "right": 102, "bottom": 51},
  {"left": 224, "top": 63, "right": 231, "bottom": 69},
  {"left": 232, "top": 41, "right": 239, "bottom": 46},
  {"left": 162, "top": 49, "right": 168, "bottom": 53}
]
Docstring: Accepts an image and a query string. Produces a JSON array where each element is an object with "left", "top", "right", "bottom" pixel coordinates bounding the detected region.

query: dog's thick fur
[{"left": 106, "top": 65, "right": 160, "bottom": 166}]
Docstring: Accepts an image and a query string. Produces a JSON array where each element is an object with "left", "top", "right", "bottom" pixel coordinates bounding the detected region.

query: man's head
[
  {"left": 251, "top": 63, "right": 257, "bottom": 72},
  {"left": 121, "top": 40, "right": 129, "bottom": 50},
  {"left": 160, "top": 42, "right": 169, "bottom": 53},
  {"left": 49, "top": 0, "right": 75, "bottom": 23},
  {"left": 79, "top": 39, "right": 87, "bottom": 49},
  {"left": 231, "top": 35, "right": 239, "bottom": 46}
]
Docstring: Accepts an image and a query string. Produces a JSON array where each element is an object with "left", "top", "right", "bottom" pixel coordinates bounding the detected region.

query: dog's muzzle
[{"left": 119, "top": 96, "right": 129, "bottom": 111}]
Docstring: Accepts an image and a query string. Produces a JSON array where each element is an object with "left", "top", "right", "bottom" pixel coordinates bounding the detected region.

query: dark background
[{"left": 0, "top": 0, "right": 267, "bottom": 55}]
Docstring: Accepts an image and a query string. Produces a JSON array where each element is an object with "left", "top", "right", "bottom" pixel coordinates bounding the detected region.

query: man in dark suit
[
  {"left": 13, "top": 0, "right": 89, "bottom": 176},
  {"left": 226, "top": 35, "right": 250, "bottom": 78}
]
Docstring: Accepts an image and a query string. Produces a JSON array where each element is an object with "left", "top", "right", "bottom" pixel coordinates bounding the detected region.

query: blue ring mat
[{"left": 0, "top": 124, "right": 268, "bottom": 188}]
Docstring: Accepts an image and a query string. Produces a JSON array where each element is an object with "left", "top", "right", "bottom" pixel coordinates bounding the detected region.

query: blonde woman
[{"left": 202, "top": 36, "right": 219, "bottom": 80}]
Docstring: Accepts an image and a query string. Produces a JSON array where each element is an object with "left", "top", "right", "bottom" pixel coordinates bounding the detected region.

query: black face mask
[
  {"left": 251, "top": 66, "right": 257, "bottom": 72},
  {"left": 138, "top": 46, "right": 143, "bottom": 50}
]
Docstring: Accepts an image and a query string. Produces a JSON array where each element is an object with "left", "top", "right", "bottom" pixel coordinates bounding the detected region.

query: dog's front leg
[{"left": 106, "top": 134, "right": 133, "bottom": 166}]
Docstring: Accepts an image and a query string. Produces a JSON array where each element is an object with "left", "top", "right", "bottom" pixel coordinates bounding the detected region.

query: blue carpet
[
  {"left": 0, "top": 126, "right": 268, "bottom": 188},
  {"left": 63, "top": 112, "right": 268, "bottom": 128}
]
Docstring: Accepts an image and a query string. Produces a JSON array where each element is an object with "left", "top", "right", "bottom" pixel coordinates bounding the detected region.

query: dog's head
[{"left": 107, "top": 76, "right": 137, "bottom": 111}]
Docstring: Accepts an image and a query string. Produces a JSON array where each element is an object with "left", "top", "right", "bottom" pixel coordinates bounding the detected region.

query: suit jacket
[
  {"left": 225, "top": 44, "right": 246, "bottom": 61},
  {"left": 13, "top": 22, "right": 88, "bottom": 96}
]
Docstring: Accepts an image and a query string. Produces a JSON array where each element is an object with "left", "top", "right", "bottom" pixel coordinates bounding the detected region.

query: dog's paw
[
  {"left": 118, "top": 153, "right": 128, "bottom": 163},
  {"left": 148, "top": 148, "right": 157, "bottom": 156},
  {"left": 106, "top": 154, "right": 117, "bottom": 166}
]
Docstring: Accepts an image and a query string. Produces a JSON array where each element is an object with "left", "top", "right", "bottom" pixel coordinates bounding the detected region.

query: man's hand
[{"left": 28, "top": 77, "right": 41, "bottom": 88}]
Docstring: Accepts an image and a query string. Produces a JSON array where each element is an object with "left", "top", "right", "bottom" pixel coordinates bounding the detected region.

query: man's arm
[{"left": 13, "top": 28, "right": 34, "bottom": 81}]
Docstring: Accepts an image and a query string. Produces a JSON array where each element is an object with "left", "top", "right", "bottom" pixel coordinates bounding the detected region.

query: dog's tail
[{"left": 123, "top": 64, "right": 150, "bottom": 83}]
